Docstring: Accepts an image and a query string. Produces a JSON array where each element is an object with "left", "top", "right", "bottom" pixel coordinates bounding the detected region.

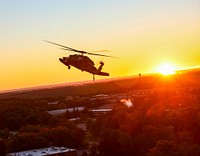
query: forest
[
  {"left": 1, "top": 71, "right": 200, "bottom": 155},
  {"left": 89, "top": 87, "right": 200, "bottom": 156}
]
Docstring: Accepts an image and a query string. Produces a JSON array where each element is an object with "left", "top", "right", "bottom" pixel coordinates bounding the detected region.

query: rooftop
[{"left": 8, "top": 146, "right": 76, "bottom": 156}]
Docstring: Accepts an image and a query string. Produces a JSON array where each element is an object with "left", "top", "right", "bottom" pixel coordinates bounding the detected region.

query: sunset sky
[{"left": 1, "top": 0, "right": 200, "bottom": 91}]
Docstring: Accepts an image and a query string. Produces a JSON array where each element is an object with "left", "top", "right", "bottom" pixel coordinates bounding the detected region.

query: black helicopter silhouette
[{"left": 44, "top": 40, "right": 115, "bottom": 81}]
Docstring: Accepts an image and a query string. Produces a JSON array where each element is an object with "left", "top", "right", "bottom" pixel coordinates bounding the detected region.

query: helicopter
[{"left": 44, "top": 40, "right": 115, "bottom": 81}]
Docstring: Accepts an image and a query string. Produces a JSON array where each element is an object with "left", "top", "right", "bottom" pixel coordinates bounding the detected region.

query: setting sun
[{"left": 156, "top": 63, "right": 176, "bottom": 75}]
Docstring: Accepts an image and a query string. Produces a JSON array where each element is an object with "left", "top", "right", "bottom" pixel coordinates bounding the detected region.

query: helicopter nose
[
  {"left": 59, "top": 58, "right": 65, "bottom": 64},
  {"left": 59, "top": 58, "right": 63, "bottom": 62},
  {"left": 59, "top": 57, "right": 68, "bottom": 64}
]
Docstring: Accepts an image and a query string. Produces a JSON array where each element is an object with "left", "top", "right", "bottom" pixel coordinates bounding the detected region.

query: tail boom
[{"left": 97, "top": 72, "right": 109, "bottom": 76}]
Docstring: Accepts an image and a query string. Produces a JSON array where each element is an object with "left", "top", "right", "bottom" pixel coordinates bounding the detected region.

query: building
[
  {"left": 47, "top": 106, "right": 84, "bottom": 115},
  {"left": 8, "top": 147, "right": 76, "bottom": 156},
  {"left": 91, "top": 108, "right": 112, "bottom": 115}
]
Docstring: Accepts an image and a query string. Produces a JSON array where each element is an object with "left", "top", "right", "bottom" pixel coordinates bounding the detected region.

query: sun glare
[{"left": 157, "top": 63, "right": 176, "bottom": 75}]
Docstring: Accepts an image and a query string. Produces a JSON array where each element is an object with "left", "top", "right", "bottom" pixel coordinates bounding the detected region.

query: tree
[
  {"left": 5, "top": 112, "right": 23, "bottom": 131},
  {"left": 48, "top": 116, "right": 60, "bottom": 127},
  {"left": 0, "top": 139, "right": 6, "bottom": 156},
  {"left": 90, "top": 144, "right": 98, "bottom": 156},
  {"left": 147, "top": 140, "right": 179, "bottom": 156},
  {"left": 99, "top": 129, "right": 120, "bottom": 156}
]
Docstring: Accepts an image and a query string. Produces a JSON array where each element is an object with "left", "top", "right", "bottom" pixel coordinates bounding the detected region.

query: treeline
[
  {"left": 88, "top": 89, "right": 200, "bottom": 156},
  {"left": 1, "top": 70, "right": 200, "bottom": 99}
]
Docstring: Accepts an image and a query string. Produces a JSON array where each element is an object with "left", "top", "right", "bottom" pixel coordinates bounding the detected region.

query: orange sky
[{"left": 0, "top": 0, "right": 200, "bottom": 91}]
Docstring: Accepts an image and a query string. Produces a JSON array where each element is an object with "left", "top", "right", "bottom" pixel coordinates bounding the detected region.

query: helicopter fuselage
[{"left": 59, "top": 54, "right": 109, "bottom": 76}]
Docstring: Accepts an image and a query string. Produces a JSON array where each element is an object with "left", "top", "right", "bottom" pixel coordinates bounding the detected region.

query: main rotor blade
[
  {"left": 44, "top": 40, "right": 117, "bottom": 58},
  {"left": 44, "top": 40, "right": 80, "bottom": 52},
  {"left": 86, "top": 52, "right": 117, "bottom": 58},
  {"left": 90, "top": 50, "right": 111, "bottom": 53}
]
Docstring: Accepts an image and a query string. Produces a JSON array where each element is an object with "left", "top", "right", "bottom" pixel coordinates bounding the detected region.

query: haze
[{"left": 1, "top": 0, "right": 200, "bottom": 91}]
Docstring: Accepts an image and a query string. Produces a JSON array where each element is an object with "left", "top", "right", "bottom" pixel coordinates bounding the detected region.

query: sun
[{"left": 156, "top": 63, "right": 176, "bottom": 75}]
